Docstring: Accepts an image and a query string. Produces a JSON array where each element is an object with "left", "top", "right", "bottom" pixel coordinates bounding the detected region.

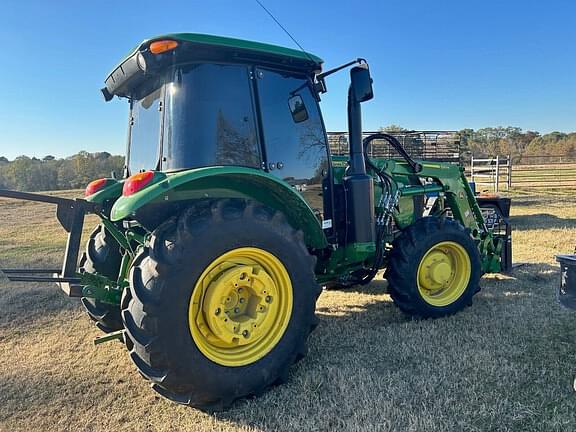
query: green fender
[
  {"left": 110, "top": 167, "right": 328, "bottom": 249},
  {"left": 85, "top": 179, "right": 123, "bottom": 204}
]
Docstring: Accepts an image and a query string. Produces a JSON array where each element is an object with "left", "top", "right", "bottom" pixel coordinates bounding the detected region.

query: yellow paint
[
  {"left": 188, "top": 247, "right": 293, "bottom": 366},
  {"left": 417, "top": 241, "right": 471, "bottom": 307}
]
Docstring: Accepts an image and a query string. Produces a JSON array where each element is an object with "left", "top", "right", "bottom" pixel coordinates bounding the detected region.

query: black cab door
[{"left": 255, "top": 68, "right": 331, "bottom": 223}]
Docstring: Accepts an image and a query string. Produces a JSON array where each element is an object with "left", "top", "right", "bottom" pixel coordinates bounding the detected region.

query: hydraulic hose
[{"left": 363, "top": 133, "right": 423, "bottom": 173}]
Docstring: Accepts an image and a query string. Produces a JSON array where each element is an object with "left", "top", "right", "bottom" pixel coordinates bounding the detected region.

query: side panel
[{"left": 110, "top": 167, "right": 328, "bottom": 249}]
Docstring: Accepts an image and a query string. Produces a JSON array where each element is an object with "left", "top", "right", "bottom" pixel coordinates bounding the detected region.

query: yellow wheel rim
[
  {"left": 188, "top": 247, "right": 293, "bottom": 367},
  {"left": 417, "top": 241, "right": 471, "bottom": 307}
]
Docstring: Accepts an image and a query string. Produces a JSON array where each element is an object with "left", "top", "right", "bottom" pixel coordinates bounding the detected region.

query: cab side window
[{"left": 256, "top": 68, "right": 329, "bottom": 215}]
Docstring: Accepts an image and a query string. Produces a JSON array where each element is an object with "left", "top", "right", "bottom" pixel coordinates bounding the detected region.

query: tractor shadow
[
  {"left": 479, "top": 262, "right": 560, "bottom": 299},
  {"left": 0, "top": 280, "right": 78, "bottom": 328},
  {"left": 323, "top": 261, "right": 560, "bottom": 295},
  {"left": 217, "top": 262, "right": 562, "bottom": 429},
  {"left": 0, "top": 260, "right": 564, "bottom": 430},
  {"left": 505, "top": 195, "right": 575, "bottom": 208},
  {"left": 510, "top": 213, "right": 576, "bottom": 231},
  {"left": 323, "top": 276, "right": 389, "bottom": 296}
]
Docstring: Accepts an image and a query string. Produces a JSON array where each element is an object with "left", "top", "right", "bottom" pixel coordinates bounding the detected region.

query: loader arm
[
  {"left": 373, "top": 160, "right": 507, "bottom": 273},
  {"left": 376, "top": 161, "right": 482, "bottom": 228}
]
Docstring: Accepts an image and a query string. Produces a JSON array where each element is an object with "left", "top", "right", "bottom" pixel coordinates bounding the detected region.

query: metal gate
[{"left": 470, "top": 155, "right": 512, "bottom": 193}]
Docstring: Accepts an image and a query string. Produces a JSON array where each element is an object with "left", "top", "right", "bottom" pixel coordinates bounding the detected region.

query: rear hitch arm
[{"left": 0, "top": 189, "right": 101, "bottom": 296}]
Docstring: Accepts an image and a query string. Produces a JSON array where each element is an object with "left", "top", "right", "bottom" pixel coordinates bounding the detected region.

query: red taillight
[
  {"left": 85, "top": 178, "right": 108, "bottom": 196},
  {"left": 123, "top": 171, "right": 155, "bottom": 196}
]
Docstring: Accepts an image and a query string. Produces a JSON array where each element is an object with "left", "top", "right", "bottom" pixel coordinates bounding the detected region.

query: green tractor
[{"left": 0, "top": 33, "right": 511, "bottom": 410}]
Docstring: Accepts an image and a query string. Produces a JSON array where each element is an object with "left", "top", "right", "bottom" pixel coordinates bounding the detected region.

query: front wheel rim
[
  {"left": 417, "top": 241, "right": 471, "bottom": 307},
  {"left": 188, "top": 247, "right": 293, "bottom": 367}
]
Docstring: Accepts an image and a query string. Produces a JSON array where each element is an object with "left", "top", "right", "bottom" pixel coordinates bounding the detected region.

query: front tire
[
  {"left": 385, "top": 217, "right": 481, "bottom": 318},
  {"left": 122, "top": 200, "right": 320, "bottom": 410}
]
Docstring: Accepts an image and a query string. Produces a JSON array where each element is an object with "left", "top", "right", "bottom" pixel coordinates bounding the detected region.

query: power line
[{"left": 254, "top": 0, "right": 316, "bottom": 63}]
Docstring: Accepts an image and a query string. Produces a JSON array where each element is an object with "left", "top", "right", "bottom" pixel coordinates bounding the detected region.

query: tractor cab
[{"left": 104, "top": 34, "right": 331, "bottom": 218}]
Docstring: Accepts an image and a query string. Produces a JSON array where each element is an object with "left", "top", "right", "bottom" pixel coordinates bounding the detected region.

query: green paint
[
  {"left": 101, "top": 155, "right": 504, "bottom": 282},
  {"left": 117, "top": 253, "right": 132, "bottom": 285},
  {"left": 400, "top": 184, "right": 444, "bottom": 197},
  {"left": 96, "top": 32, "right": 507, "bottom": 293},
  {"left": 110, "top": 166, "right": 328, "bottom": 249},
  {"left": 315, "top": 154, "right": 507, "bottom": 281},
  {"left": 80, "top": 272, "right": 123, "bottom": 305},
  {"left": 126, "top": 230, "right": 147, "bottom": 246},
  {"left": 85, "top": 179, "right": 123, "bottom": 204},
  {"left": 94, "top": 330, "right": 125, "bottom": 345},
  {"left": 164, "top": 33, "right": 323, "bottom": 66},
  {"left": 376, "top": 159, "right": 484, "bottom": 232},
  {"left": 113, "top": 33, "right": 323, "bottom": 76},
  {"left": 394, "top": 195, "right": 417, "bottom": 229},
  {"left": 100, "top": 218, "right": 132, "bottom": 252},
  {"left": 319, "top": 242, "right": 376, "bottom": 282},
  {"left": 336, "top": 156, "right": 502, "bottom": 276}
]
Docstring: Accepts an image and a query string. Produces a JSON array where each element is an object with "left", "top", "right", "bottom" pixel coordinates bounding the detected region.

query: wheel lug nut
[
  {"left": 215, "top": 308, "right": 221, "bottom": 315},
  {"left": 239, "top": 298, "right": 245, "bottom": 303},
  {"left": 234, "top": 307, "right": 240, "bottom": 313},
  {"left": 238, "top": 287, "right": 243, "bottom": 293},
  {"left": 265, "top": 296, "right": 272, "bottom": 303},
  {"left": 242, "top": 330, "right": 249, "bottom": 338}
]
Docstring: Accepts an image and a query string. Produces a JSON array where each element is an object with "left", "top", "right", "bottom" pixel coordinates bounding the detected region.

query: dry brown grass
[{"left": 1, "top": 192, "right": 576, "bottom": 431}]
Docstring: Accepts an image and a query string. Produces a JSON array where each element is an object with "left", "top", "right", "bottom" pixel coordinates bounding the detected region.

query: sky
[{"left": 0, "top": 0, "right": 574, "bottom": 160}]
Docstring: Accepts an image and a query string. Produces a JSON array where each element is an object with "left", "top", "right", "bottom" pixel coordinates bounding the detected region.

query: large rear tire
[
  {"left": 122, "top": 200, "right": 320, "bottom": 410},
  {"left": 385, "top": 217, "right": 481, "bottom": 318},
  {"left": 80, "top": 225, "right": 123, "bottom": 333}
]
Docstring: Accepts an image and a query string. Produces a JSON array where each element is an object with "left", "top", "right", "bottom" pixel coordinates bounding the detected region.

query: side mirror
[
  {"left": 288, "top": 95, "right": 309, "bottom": 123},
  {"left": 350, "top": 65, "right": 373, "bottom": 102}
]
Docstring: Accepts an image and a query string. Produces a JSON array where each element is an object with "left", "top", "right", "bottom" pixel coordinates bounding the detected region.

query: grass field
[{"left": 1, "top": 193, "right": 576, "bottom": 431}]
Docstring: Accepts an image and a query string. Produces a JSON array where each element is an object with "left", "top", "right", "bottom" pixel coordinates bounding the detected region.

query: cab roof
[
  {"left": 158, "top": 33, "right": 323, "bottom": 67},
  {"left": 104, "top": 33, "right": 323, "bottom": 99}
]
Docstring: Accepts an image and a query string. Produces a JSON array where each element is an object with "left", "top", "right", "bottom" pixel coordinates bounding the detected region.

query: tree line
[
  {"left": 1, "top": 126, "right": 575, "bottom": 192},
  {"left": 0, "top": 151, "right": 124, "bottom": 192},
  {"left": 459, "top": 127, "right": 576, "bottom": 162}
]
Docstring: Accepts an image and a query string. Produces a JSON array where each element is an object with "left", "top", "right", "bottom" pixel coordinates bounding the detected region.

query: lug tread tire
[
  {"left": 385, "top": 217, "right": 481, "bottom": 319},
  {"left": 80, "top": 225, "right": 123, "bottom": 333},
  {"left": 123, "top": 200, "right": 320, "bottom": 411}
]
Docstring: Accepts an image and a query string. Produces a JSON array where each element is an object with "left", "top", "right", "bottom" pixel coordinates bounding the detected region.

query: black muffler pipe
[{"left": 343, "top": 67, "right": 375, "bottom": 244}]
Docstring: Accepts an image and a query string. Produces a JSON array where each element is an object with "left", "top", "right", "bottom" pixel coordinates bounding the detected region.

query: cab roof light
[
  {"left": 85, "top": 178, "right": 109, "bottom": 197},
  {"left": 149, "top": 40, "right": 179, "bottom": 55},
  {"left": 123, "top": 171, "right": 155, "bottom": 196}
]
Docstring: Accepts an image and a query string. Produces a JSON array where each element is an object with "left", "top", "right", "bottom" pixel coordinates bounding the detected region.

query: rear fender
[
  {"left": 110, "top": 167, "right": 328, "bottom": 249},
  {"left": 85, "top": 179, "right": 124, "bottom": 205}
]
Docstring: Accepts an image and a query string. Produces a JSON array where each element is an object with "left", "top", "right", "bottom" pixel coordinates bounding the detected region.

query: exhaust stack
[{"left": 343, "top": 64, "right": 375, "bottom": 244}]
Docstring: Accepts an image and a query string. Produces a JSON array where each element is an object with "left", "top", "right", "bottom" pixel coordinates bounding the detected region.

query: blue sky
[{"left": 0, "top": 0, "right": 574, "bottom": 159}]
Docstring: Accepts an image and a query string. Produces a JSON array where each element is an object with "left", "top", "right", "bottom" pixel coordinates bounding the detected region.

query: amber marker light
[
  {"left": 85, "top": 178, "right": 108, "bottom": 197},
  {"left": 123, "top": 171, "right": 155, "bottom": 196},
  {"left": 149, "top": 40, "right": 178, "bottom": 54}
]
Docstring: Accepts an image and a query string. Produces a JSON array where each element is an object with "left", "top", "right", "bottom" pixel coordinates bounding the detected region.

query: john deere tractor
[{"left": 0, "top": 33, "right": 511, "bottom": 410}]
